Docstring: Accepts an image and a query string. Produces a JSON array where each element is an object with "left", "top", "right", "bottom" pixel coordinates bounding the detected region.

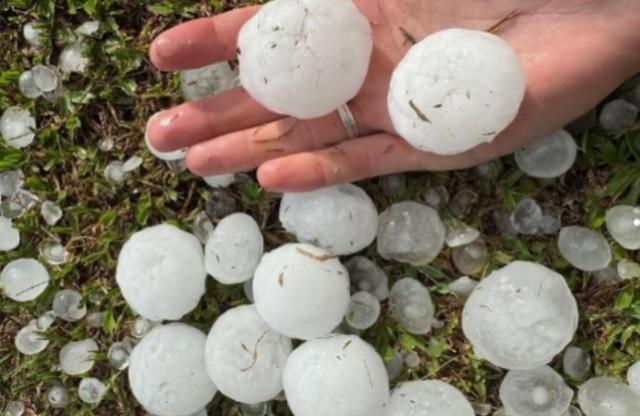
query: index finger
[{"left": 149, "top": 6, "right": 260, "bottom": 71}]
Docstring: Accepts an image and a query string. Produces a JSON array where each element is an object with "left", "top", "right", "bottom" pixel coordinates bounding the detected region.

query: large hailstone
[
  {"left": 1, "top": 258, "right": 49, "bottom": 302},
  {"left": 388, "top": 28, "right": 525, "bottom": 155},
  {"left": 499, "top": 366, "right": 573, "bottom": 416},
  {"left": 557, "top": 226, "right": 612, "bottom": 272},
  {"left": 462, "top": 261, "right": 578, "bottom": 370},
  {"left": 385, "top": 380, "right": 475, "bottom": 416},
  {"left": 578, "top": 377, "right": 640, "bottom": 416},
  {"left": 205, "top": 213, "right": 263, "bottom": 284},
  {"left": 605, "top": 205, "right": 640, "bottom": 250},
  {"left": 237, "top": 0, "right": 373, "bottom": 119},
  {"left": 515, "top": 129, "right": 578, "bottom": 179},
  {"left": 253, "top": 243, "right": 350, "bottom": 339},
  {"left": 116, "top": 224, "right": 206, "bottom": 320},
  {"left": 283, "top": 335, "right": 389, "bottom": 416},
  {"left": 205, "top": 305, "right": 292, "bottom": 404},
  {"left": 128, "top": 324, "right": 217, "bottom": 416},
  {"left": 279, "top": 184, "right": 378, "bottom": 256}
]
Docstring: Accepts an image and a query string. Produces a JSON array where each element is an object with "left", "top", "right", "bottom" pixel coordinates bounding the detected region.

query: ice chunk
[
  {"left": 515, "top": 129, "right": 577, "bottom": 178},
  {"left": 448, "top": 276, "right": 478, "bottom": 299},
  {"left": 386, "top": 348, "right": 404, "bottom": 380},
  {"left": 15, "top": 320, "right": 49, "bottom": 355},
  {"left": 379, "top": 173, "right": 407, "bottom": 198},
  {"left": 462, "top": 261, "right": 578, "bottom": 369},
  {"left": 445, "top": 222, "right": 480, "bottom": 247},
  {"left": 205, "top": 305, "right": 292, "bottom": 403},
  {"left": 238, "top": 0, "right": 373, "bottom": 119},
  {"left": 76, "top": 21, "right": 100, "bottom": 36},
  {"left": 385, "top": 380, "right": 475, "bottom": 416},
  {"left": 19, "top": 70, "right": 42, "bottom": 99},
  {"left": 0, "top": 217, "right": 20, "bottom": 251},
  {"left": 627, "top": 362, "right": 640, "bottom": 395},
  {"left": 98, "top": 137, "right": 114, "bottom": 152},
  {"left": 377, "top": 201, "right": 445, "bottom": 265},
  {"left": 39, "top": 241, "right": 69, "bottom": 265},
  {"left": 345, "top": 256, "right": 389, "bottom": 301},
  {"left": 605, "top": 205, "right": 640, "bottom": 250},
  {"left": 0, "top": 169, "right": 24, "bottom": 197},
  {"left": 128, "top": 324, "right": 217, "bottom": 416},
  {"left": 47, "top": 383, "right": 70, "bottom": 409},
  {"left": 59, "top": 338, "right": 98, "bottom": 375},
  {"left": 144, "top": 112, "right": 187, "bottom": 161},
  {"left": 345, "top": 291, "right": 381, "bottom": 330},
  {"left": 389, "top": 278, "right": 435, "bottom": 335},
  {"left": 104, "top": 161, "right": 127, "bottom": 182},
  {"left": 52, "top": 289, "right": 86, "bottom": 321},
  {"left": 253, "top": 243, "right": 350, "bottom": 340},
  {"left": 206, "top": 188, "right": 237, "bottom": 218},
  {"left": 78, "top": 378, "right": 107, "bottom": 404},
  {"left": 599, "top": 99, "right": 638, "bottom": 133},
  {"left": 205, "top": 213, "right": 263, "bottom": 284},
  {"left": 511, "top": 199, "right": 543, "bottom": 235},
  {"left": 59, "top": 43, "right": 89, "bottom": 74},
  {"left": 562, "top": 346, "right": 591, "bottom": 380},
  {"left": 423, "top": 185, "right": 450, "bottom": 211},
  {"left": 86, "top": 311, "right": 104, "bottom": 329},
  {"left": 617, "top": 259, "right": 640, "bottom": 280},
  {"left": 23, "top": 21, "right": 44, "bottom": 47},
  {"left": 1, "top": 106, "right": 36, "bottom": 149},
  {"left": 204, "top": 174, "right": 235, "bottom": 188},
  {"left": 122, "top": 156, "right": 143, "bottom": 172},
  {"left": 558, "top": 226, "right": 611, "bottom": 272},
  {"left": 279, "top": 184, "right": 378, "bottom": 255},
  {"left": 499, "top": 366, "right": 573, "bottom": 416},
  {"left": 192, "top": 211, "right": 214, "bottom": 244},
  {"left": 578, "top": 377, "right": 640, "bottom": 416},
  {"left": 41, "top": 201, "right": 63, "bottom": 226},
  {"left": 404, "top": 351, "right": 421, "bottom": 368},
  {"left": 283, "top": 335, "right": 389, "bottom": 416},
  {"left": 388, "top": 29, "right": 525, "bottom": 155},
  {"left": 1, "top": 258, "right": 49, "bottom": 302},
  {"left": 180, "top": 62, "right": 240, "bottom": 101},
  {"left": 0, "top": 189, "right": 39, "bottom": 219},
  {"left": 37, "top": 311, "right": 56, "bottom": 330},
  {"left": 116, "top": 224, "right": 206, "bottom": 320},
  {"left": 450, "top": 189, "right": 479, "bottom": 218},
  {"left": 31, "top": 65, "right": 58, "bottom": 92},
  {"left": 452, "top": 239, "right": 488, "bottom": 275},
  {"left": 494, "top": 209, "right": 519, "bottom": 236}
]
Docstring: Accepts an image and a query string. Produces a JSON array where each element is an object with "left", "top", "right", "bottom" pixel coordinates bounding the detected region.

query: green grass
[{"left": 1, "top": 0, "right": 640, "bottom": 415}]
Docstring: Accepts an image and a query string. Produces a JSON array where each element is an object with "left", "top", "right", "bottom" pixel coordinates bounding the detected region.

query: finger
[
  {"left": 186, "top": 111, "right": 369, "bottom": 176},
  {"left": 147, "top": 87, "right": 280, "bottom": 152},
  {"left": 150, "top": 6, "right": 259, "bottom": 71}
]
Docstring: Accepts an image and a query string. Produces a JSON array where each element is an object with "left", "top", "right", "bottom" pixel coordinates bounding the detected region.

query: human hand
[{"left": 147, "top": 0, "right": 640, "bottom": 192}]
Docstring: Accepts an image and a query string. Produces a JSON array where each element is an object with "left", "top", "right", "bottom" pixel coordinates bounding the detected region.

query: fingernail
[{"left": 155, "top": 38, "right": 181, "bottom": 59}]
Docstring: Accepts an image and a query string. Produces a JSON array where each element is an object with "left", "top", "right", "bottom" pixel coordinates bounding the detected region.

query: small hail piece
[
  {"left": 499, "top": 366, "right": 573, "bottom": 416},
  {"left": 59, "top": 43, "right": 89, "bottom": 74},
  {"left": 389, "top": 278, "right": 435, "bottom": 335},
  {"left": 52, "top": 289, "right": 87, "bottom": 321},
  {"left": 605, "top": 205, "right": 640, "bottom": 250},
  {"left": 47, "top": 383, "right": 70, "bottom": 409},
  {"left": 203, "top": 174, "right": 236, "bottom": 188},
  {"left": 15, "top": 320, "right": 49, "bottom": 355},
  {"left": 279, "top": 184, "right": 379, "bottom": 256},
  {"left": 108, "top": 338, "right": 134, "bottom": 370},
  {"left": 0, "top": 106, "right": 36, "bottom": 149},
  {"left": 0, "top": 217, "right": 20, "bottom": 251},
  {"left": 78, "top": 377, "right": 108, "bottom": 404},
  {"left": 39, "top": 240, "right": 70, "bottom": 265},
  {"left": 562, "top": 346, "right": 592, "bottom": 380},
  {"left": 452, "top": 238, "right": 488, "bottom": 275},
  {"left": 345, "top": 291, "right": 381, "bottom": 330},
  {"left": 41, "top": 200, "right": 63, "bottom": 226},
  {"left": 75, "top": 21, "right": 100, "bottom": 37},
  {"left": 0, "top": 169, "right": 25, "bottom": 197},
  {"left": 578, "top": 377, "right": 640, "bottom": 416},
  {"left": 345, "top": 256, "right": 390, "bottom": 301},
  {"left": 388, "top": 29, "right": 526, "bottom": 155},
  {"left": 238, "top": 0, "right": 373, "bottom": 119},
  {"left": 31, "top": 65, "right": 58, "bottom": 93},
  {"left": 1, "top": 258, "right": 50, "bottom": 302},
  {"left": 59, "top": 338, "right": 99, "bottom": 375},
  {"left": 19, "top": 70, "right": 42, "bottom": 99},
  {"left": 379, "top": 173, "right": 407, "bottom": 198},
  {"left": 23, "top": 21, "right": 44, "bottom": 47},
  {"left": 557, "top": 226, "right": 612, "bottom": 272},
  {"left": 283, "top": 335, "right": 389, "bottom": 416},
  {"left": 448, "top": 276, "right": 479, "bottom": 299},
  {"left": 180, "top": 62, "right": 240, "bottom": 101},
  {"left": 515, "top": 129, "right": 578, "bottom": 179},
  {"left": 599, "top": 99, "right": 638, "bottom": 134},
  {"left": 445, "top": 221, "right": 480, "bottom": 248},
  {"left": 385, "top": 380, "right": 475, "bottom": 416}
]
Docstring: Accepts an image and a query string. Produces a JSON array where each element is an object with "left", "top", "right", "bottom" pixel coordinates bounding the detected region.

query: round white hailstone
[
  {"left": 237, "top": 0, "right": 373, "bottom": 119},
  {"left": 205, "top": 213, "right": 263, "bottom": 284},
  {"left": 452, "top": 239, "right": 488, "bottom": 275},
  {"left": 562, "top": 346, "right": 591, "bottom": 380},
  {"left": 128, "top": 324, "right": 217, "bottom": 416},
  {"left": 31, "top": 65, "right": 58, "bottom": 92},
  {"left": 15, "top": 320, "right": 49, "bottom": 355},
  {"left": 557, "top": 226, "right": 612, "bottom": 272},
  {"left": 78, "top": 377, "right": 107, "bottom": 404},
  {"left": 205, "top": 305, "right": 292, "bottom": 404},
  {"left": 346, "top": 291, "right": 381, "bottom": 330},
  {"left": 627, "top": 362, "right": 640, "bottom": 395},
  {"left": 0, "top": 217, "right": 20, "bottom": 251},
  {"left": 578, "top": 377, "right": 640, "bottom": 416},
  {"left": 116, "top": 224, "right": 207, "bottom": 320},
  {"left": 59, "top": 43, "right": 89, "bottom": 74},
  {"left": 18, "top": 70, "right": 42, "bottom": 99},
  {"left": 1, "top": 258, "right": 49, "bottom": 302},
  {"left": 23, "top": 21, "right": 44, "bottom": 47},
  {"left": 47, "top": 383, "right": 70, "bottom": 409},
  {"left": 279, "top": 184, "right": 378, "bottom": 256},
  {"left": 345, "top": 256, "right": 389, "bottom": 301},
  {"left": 447, "top": 276, "right": 478, "bottom": 299},
  {"left": 253, "top": 243, "right": 350, "bottom": 340},
  {"left": 59, "top": 338, "right": 98, "bottom": 375},
  {"left": 385, "top": 380, "right": 475, "bottom": 416},
  {"left": 204, "top": 174, "right": 235, "bottom": 188},
  {"left": 283, "top": 335, "right": 389, "bottom": 416},
  {"left": 462, "top": 261, "right": 578, "bottom": 370},
  {"left": 445, "top": 222, "right": 480, "bottom": 248},
  {"left": 499, "top": 366, "right": 573, "bottom": 416},
  {"left": 605, "top": 205, "right": 640, "bottom": 250},
  {"left": 108, "top": 338, "right": 134, "bottom": 370},
  {"left": 599, "top": 99, "right": 638, "bottom": 133},
  {"left": 1, "top": 106, "right": 36, "bottom": 149},
  {"left": 180, "top": 62, "right": 240, "bottom": 101},
  {"left": 144, "top": 112, "right": 187, "bottom": 161},
  {"left": 389, "top": 278, "right": 435, "bottom": 335},
  {"left": 515, "top": 129, "right": 577, "bottom": 179},
  {"left": 377, "top": 201, "right": 446, "bottom": 265},
  {"left": 388, "top": 28, "right": 525, "bottom": 155},
  {"left": 52, "top": 289, "right": 87, "bottom": 321}
]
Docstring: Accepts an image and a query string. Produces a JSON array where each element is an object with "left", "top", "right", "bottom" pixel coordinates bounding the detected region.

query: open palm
[{"left": 147, "top": 0, "right": 640, "bottom": 191}]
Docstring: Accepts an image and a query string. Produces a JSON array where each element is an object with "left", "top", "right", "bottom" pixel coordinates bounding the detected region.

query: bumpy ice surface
[
  {"left": 499, "top": 366, "right": 573, "bottom": 416},
  {"left": 384, "top": 380, "right": 475, "bottom": 416}
]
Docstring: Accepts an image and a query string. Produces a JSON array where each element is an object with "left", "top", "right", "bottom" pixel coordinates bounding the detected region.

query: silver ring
[{"left": 337, "top": 104, "right": 360, "bottom": 139}]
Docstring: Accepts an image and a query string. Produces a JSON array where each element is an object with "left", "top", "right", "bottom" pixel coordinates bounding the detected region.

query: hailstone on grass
[
  {"left": 627, "top": 362, "right": 640, "bottom": 395},
  {"left": 237, "top": 0, "right": 373, "bottom": 119},
  {"left": 515, "top": 129, "right": 577, "bottom": 179},
  {"left": 389, "top": 278, "right": 435, "bottom": 335},
  {"left": 345, "top": 291, "right": 381, "bottom": 330},
  {"left": 52, "top": 289, "right": 87, "bottom": 321},
  {"left": 205, "top": 305, "right": 292, "bottom": 404},
  {"left": 59, "top": 338, "right": 98, "bottom": 375},
  {"left": 578, "top": 377, "right": 640, "bottom": 416},
  {"left": 1, "top": 258, "right": 49, "bottom": 302},
  {"left": 462, "top": 261, "right": 578, "bottom": 370},
  {"left": 78, "top": 377, "right": 107, "bottom": 404},
  {"left": 59, "top": 43, "right": 89, "bottom": 74},
  {"left": 1, "top": 106, "right": 36, "bottom": 149},
  {"left": 15, "top": 320, "right": 49, "bottom": 355},
  {"left": 562, "top": 346, "right": 591, "bottom": 380},
  {"left": 283, "top": 335, "right": 389, "bottom": 416},
  {"left": 252, "top": 243, "right": 350, "bottom": 339},
  {"left": 128, "top": 324, "right": 217, "bottom": 416},
  {"left": 180, "top": 62, "right": 240, "bottom": 101},
  {"left": 19, "top": 70, "right": 42, "bottom": 99},
  {"left": 385, "top": 380, "right": 475, "bottom": 416},
  {"left": 23, "top": 21, "right": 44, "bottom": 47},
  {"left": 499, "top": 366, "right": 573, "bottom": 416},
  {"left": 0, "top": 217, "right": 20, "bottom": 251},
  {"left": 205, "top": 213, "right": 263, "bottom": 284},
  {"left": 279, "top": 184, "right": 378, "bottom": 256},
  {"left": 345, "top": 256, "right": 389, "bottom": 301},
  {"left": 116, "top": 224, "right": 206, "bottom": 321},
  {"left": 388, "top": 28, "right": 525, "bottom": 155},
  {"left": 557, "top": 226, "right": 611, "bottom": 272},
  {"left": 605, "top": 205, "right": 640, "bottom": 249}
]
